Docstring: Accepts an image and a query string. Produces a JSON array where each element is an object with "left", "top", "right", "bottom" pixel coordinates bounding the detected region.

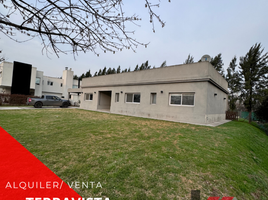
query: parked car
[{"left": 27, "top": 95, "right": 70, "bottom": 108}]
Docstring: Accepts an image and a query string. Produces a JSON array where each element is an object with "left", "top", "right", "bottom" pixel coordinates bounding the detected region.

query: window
[
  {"left": 169, "top": 93, "right": 194, "bottom": 106},
  {"left": 73, "top": 85, "right": 78, "bottom": 88},
  {"left": 47, "top": 81, "right": 53, "bottom": 86},
  {"left": 85, "top": 93, "right": 93, "bottom": 101},
  {"left": 150, "top": 93, "right": 157, "bottom": 104},
  {"left": 46, "top": 95, "right": 53, "bottom": 99},
  {"left": 182, "top": 93, "right": 195, "bottom": 105},
  {"left": 115, "top": 93, "right": 119, "bottom": 102},
  {"left": 53, "top": 96, "right": 61, "bottom": 100},
  {"left": 60, "top": 83, "right": 63, "bottom": 87},
  {"left": 36, "top": 77, "right": 41, "bottom": 85},
  {"left": 126, "top": 93, "right": 140, "bottom": 103}
]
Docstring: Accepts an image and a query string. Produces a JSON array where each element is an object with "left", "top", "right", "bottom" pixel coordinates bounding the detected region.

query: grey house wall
[{"left": 80, "top": 62, "right": 228, "bottom": 125}]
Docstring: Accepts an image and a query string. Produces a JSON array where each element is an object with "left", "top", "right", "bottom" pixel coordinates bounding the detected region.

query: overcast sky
[{"left": 1, "top": 0, "right": 268, "bottom": 78}]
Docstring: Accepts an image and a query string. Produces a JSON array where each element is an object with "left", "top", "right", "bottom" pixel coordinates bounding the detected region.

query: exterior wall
[
  {"left": 113, "top": 82, "right": 208, "bottom": 124},
  {"left": 0, "top": 61, "right": 77, "bottom": 98},
  {"left": 81, "top": 82, "right": 210, "bottom": 124},
  {"left": 62, "top": 68, "right": 74, "bottom": 99},
  {"left": 34, "top": 71, "right": 44, "bottom": 97},
  {"left": 42, "top": 76, "right": 64, "bottom": 97},
  {"left": 205, "top": 83, "right": 228, "bottom": 123},
  {"left": 207, "top": 64, "right": 228, "bottom": 90},
  {"left": 82, "top": 62, "right": 228, "bottom": 92},
  {"left": 72, "top": 79, "right": 79, "bottom": 88},
  {"left": 68, "top": 88, "right": 82, "bottom": 105},
  {"left": 30, "top": 67, "right": 37, "bottom": 90},
  {"left": 42, "top": 91, "right": 62, "bottom": 97},
  {"left": 80, "top": 62, "right": 228, "bottom": 125},
  {"left": 0, "top": 62, "right": 13, "bottom": 87}
]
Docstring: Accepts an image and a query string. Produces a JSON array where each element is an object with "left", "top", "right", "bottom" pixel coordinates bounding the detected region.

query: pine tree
[
  {"left": 98, "top": 69, "right": 102, "bottom": 76},
  {"left": 144, "top": 60, "right": 151, "bottom": 69},
  {"left": 139, "top": 63, "right": 145, "bottom": 71},
  {"left": 160, "top": 61, "right": 167, "bottom": 68},
  {"left": 239, "top": 43, "right": 268, "bottom": 123},
  {"left": 134, "top": 65, "right": 139, "bottom": 71},
  {"left": 117, "top": 66, "right": 121, "bottom": 73},
  {"left": 106, "top": 67, "right": 112, "bottom": 75},
  {"left": 225, "top": 56, "right": 242, "bottom": 111},
  {"left": 111, "top": 68, "right": 116, "bottom": 74},
  {"left": 85, "top": 69, "right": 92, "bottom": 77},
  {"left": 80, "top": 73, "right": 85, "bottom": 79},
  {"left": 122, "top": 68, "right": 128, "bottom": 73},
  {"left": 255, "top": 90, "right": 268, "bottom": 122},
  {"left": 184, "top": 54, "right": 194, "bottom": 64},
  {"left": 210, "top": 53, "right": 225, "bottom": 77},
  {"left": 102, "top": 67, "right": 107, "bottom": 75}
]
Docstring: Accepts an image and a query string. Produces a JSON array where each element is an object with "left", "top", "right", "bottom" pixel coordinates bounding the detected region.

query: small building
[
  {"left": 77, "top": 61, "right": 228, "bottom": 125},
  {"left": 0, "top": 61, "right": 79, "bottom": 103}
]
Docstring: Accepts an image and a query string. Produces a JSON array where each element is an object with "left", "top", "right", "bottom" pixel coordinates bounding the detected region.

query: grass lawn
[{"left": 1, "top": 109, "right": 268, "bottom": 200}]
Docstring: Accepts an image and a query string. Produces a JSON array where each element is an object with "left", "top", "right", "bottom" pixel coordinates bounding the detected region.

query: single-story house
[{"left": 71, "top": 61, "right": 228, "bottom": 125}]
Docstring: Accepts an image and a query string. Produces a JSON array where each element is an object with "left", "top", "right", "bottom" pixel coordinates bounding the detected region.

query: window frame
[
  {"left": 35, "top": 77, "right": 41, "bottom": 85},
  {"left": 85, "top": 93, "right": 93, "bottom": 101},
  {"left": 125, "top": 93, "right": 141, "bottom": 104},
  {"left": 47, "top": 81, "right": 53, "bottom": 86},
  {"left": 169, "top": 92, "right": 195, "bottom": 107},
  {"left": 46, "top": 95, "right": 54, "bottom": 100},
  {"left": 115, "top": 93, "right": 119, "bottom": 102},
  {"left": 150, "top": 93, "right": 157, "bottom": 105}
]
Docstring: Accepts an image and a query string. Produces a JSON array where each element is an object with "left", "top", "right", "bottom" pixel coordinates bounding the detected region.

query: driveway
[{"left": 0, "top": 106, "right": 78, "bottom": 110}]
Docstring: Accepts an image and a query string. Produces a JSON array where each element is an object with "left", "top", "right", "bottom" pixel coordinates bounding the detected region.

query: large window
[
  {"left": 126, "top": 93, "right": 140, "bottom": 103},
  {"left": 169, "top": 93, "right": 195, "bottom": 106},
  {"left": 85, "top": 93, "right": 93, "bottom": 101},
  {"left": 115, "top": 93, "right": 119, "bottom": 102}
]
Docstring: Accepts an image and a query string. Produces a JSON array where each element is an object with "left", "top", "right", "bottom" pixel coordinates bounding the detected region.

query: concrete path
[
  {"left": 204, "top": 120, "right": 231, "bottom": 127},
  {"left": 0, "top": 106, "right": 78, "bottom": 110}
]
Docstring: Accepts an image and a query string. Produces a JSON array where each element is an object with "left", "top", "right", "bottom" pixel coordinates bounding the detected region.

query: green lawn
[{"left": 1, "top": 109, "right": 268, "bottom": 200}]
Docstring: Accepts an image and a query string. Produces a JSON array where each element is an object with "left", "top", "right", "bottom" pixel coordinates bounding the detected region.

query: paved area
[
  {"left": 204, "top": 120, "right": 231, "bottom": 127},
  {"left": 0, "top": 106, "right": 78, "bottom": 110}
]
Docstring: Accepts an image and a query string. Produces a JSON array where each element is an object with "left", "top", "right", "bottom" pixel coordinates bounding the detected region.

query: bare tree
[{"left": 0, "top": 0, "right": 168, "bottom": 57}]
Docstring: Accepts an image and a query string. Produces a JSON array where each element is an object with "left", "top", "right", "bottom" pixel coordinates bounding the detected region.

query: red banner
[{"left": 0, "top": 127, "right": 82, "bottom": 200}]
